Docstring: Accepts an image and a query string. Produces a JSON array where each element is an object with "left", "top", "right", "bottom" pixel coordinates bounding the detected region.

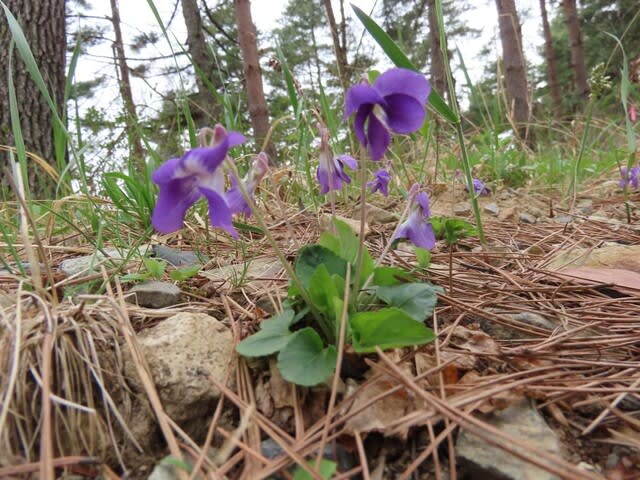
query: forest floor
[{"left": 1, "top": 174, "right": 640, "bottom": 479}]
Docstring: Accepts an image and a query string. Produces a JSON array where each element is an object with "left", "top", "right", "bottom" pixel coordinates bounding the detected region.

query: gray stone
[
  {"left": 60, "top": 245, "right": 151, "bottom": 277},
  {"left": 362, "top": 203, "right": 399, "bottom": 225},
  {"left": 508, "top": 312, "right": 558, "bottom": 331},
  {"left": 148, "top": 464, "right": 179, "bottom": 480},
  {"left": 576, "top": 199, "right": 593, "bottom": 216},
  {"left": 201, "top": 257, "right": 283, "bottom": 293},
  {"left": 519, "top": 213, "right": 537, "bottom": 224},
  {"left": 528, "top": 206, "right": 544, "bottom": 218},
  {"left": 554, "top": 215, "right": 573, "bottom": 224},
  {"left": 127, "top": 281, "right": 182, "bottom": 308},
  {"left": 454, "top": 204, "right": 472, "bottom": 216},
  {"left": 152, "top": 244, "right": 207, "bottom": 267},
  {"left": 481, "top": 311, "right": 558, "bottom": 340},
  {"left": 457, "top": 399, "right": 564, "bottom": 480},
  {"left": 60, "top": 248, "right": 122, "bottom": 277},
  {"left": 123, "top": 312, "right": 234, "bottom": 446},
  {"left": 484, "top": 203, "right": 500, "bottom": 216}
]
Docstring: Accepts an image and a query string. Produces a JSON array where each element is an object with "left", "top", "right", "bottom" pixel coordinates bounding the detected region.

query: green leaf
[
  {"left": 120, "top": 273, "right": 150, "bottom": 283},
  {"left": 142, "top": 257, "right": 166, "bottom": 279},
  {"left": 350, "top": 4, "right": 459, "bottom": 124},
  {"left": 372, "top": 266, "right": 414, "bottom": 286},
  {"left": 293, "top": 459, "right": 337, "bottom": 480},
  {"left": 431, "top": 216, "right": 477, "bottom": 245},
  {"left": 232, "top": 220, "right": 264, "bottom": 235},
  {"left": 308, "top": 264, "right": 342, "bottom": 319},
  {"left": 319, "top": 219, "right": 374, "bottom": 288},
  {"left": 376, "top": 283, "right": 441, "bottom": 322},
  {"left": 350, "top": 307, "right": 435, "bottom": 353},
  {"left": 236, "top": 309, "right": 296, "bottom": 357},
  {"left": 169, "top": 265, "right": 201, "bottom": 281},
  {"left": 318, "top": 231, "right": 341, "bottom": 255},
  {"left": 295, "top": 245, "right": 349, "bottom": 290},
  {"left": 278, "top": 328, "right": 337, "bottom": 386},
  {"left": 415, "top": 247, "right": 432, "bottom": 268}
]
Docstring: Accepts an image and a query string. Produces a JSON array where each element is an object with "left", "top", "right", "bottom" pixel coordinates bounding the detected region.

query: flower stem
[
  {"left": 224, "top": 159, "right": 324, "bottom": 327},
  {"left": 435, "top": 0, "right": 486, "bottom": 246},
  {"left": 352, "top": 150, "right": 369, "bottom": 304}
]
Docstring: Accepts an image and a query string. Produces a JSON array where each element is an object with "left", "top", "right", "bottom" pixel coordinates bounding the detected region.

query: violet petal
[
  {"left": 199, "top": 186, "right": 238, "bottom": 238},
  {"left": 374, "top": 68, "right": 431, "bottom": 105},
  {"left": 384, "top": 94, "right": 427, "bottom": 134},
  {"left": 367, "top": 113, "right": 391, "bottom": 161},
  {"left": 152, "top": 177, "right": 201, "bottom": 233},
  {"left": 344, "top": 84, "right": 385, "bottom": 118}
]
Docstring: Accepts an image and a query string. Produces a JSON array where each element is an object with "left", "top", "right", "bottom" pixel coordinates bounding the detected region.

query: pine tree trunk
[
  {"left": 233, "top": 0, "right": 275, "bottom": 159},
  {"left": 0, "top": 0, "right": 66, "bottom": 197},
  {"left": 323, "top": 0, "right": 348, "bottom": 90},
  {"left": 110, "top": 0, "right": 145, "bottom": 169},
  {"left": 181, "top": 0, "right": 218, "bottom": 122},
  {"left": 539, "top": 0, "right": 562, "bottom": 116},
  {"left": 427, "top": 0, "right": 447, "bottom": 100},
  {"left": 495, "top": 0, "right": 531, "bottom": 144},
  {"left": 562, "top": 0, "right": 590, "bottom": 100}
]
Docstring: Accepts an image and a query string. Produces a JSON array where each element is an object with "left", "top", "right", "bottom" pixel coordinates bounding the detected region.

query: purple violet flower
[
  {"left": 392, "top": 190, "right": 436, "bottom": 250},
  {"left": 367, "top": 169, "right": 391, "bottom": 196},
  {"left": 619, "top": 166, "right": 640, "bottom": 189},
  {"left": 344, "top": 68, "right": 430, "bottom": 160},
  {"left": 316, "top": 126, "right": 357, "bottom": 194},
  {"left": 465, "top": 178, "right": 491, "bottom": 196},
  {"left": 225, "top": 151, "right": 269, "bottom": 216},
  {"left": 151, "top": 124, "right": 245, "bottom": 237}
]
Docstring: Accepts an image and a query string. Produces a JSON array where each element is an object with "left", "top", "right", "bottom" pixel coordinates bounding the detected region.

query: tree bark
[
  {"left": 233, "top": 0, "right": 275, "bottom": 159},
  {"left": 427, "top": 0, "right": 447, "bottom": 100},
  {"left": 495, "top": 0, "right": 531, "bottom": 144},
  {"left": 539, "top": 0, "right": 562, "bottom": 116},
  {"left": 562, "top": 0, "right": 590, "bottom": 100},
  {"left": 109, "top": 0, "right": 145, "bottom": 169},
  {"left": 0, "top": 0, "right": 66, "bottom": 197},
  {"left": 323, "top": 0, "right": 348, "bottom": 91},
  {"left": 181, "top": 0, "right": 218, "bottom": 122}
]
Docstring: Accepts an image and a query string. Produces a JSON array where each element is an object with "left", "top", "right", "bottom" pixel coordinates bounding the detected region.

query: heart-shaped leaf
[
  {"left": 278, "top": 327, "right": 337, "bottom": 386},
  {"left": 350, "top": 307, "right": 435, "bottom": 353},
  {"left": 236, "top": 309, "right": 295, "bottom": 357},
  {"left": 376, "top": 283, "right": 441, "bottom": 322}
]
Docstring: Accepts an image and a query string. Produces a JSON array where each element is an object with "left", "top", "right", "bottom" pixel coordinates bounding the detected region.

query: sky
[{"left": 70, "top": 0, "right": 547, "bottom": 136}]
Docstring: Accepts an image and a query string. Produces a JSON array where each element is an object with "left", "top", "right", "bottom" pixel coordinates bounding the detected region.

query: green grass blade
[
  {"left": 7, "top": 41, "right": 30, "bottom": 202},
  {"left": 350, "top": 3, "right": 458, "bottom": 124}
]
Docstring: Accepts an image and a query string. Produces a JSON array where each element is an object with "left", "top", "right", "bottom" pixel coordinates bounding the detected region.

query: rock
[
  {"left": 508, "top": 312, "right": 557, "bottom": 331},
  {"left": 554, "top": 215, "right": 573, "bottom": 224},
  {"left": 60, "top": 245, "right": 150, "bottom": 277},
  {"left": 261, "top": 438, "right": 354, "bottom": 473},
  {"left": 152, "top": 245, "right": 207, "bottom": 267},
  {"left": 362, "top": 204, "right": 398, "bottom": 225},
  {"left": 453, "top": 203, "right": 471, "bottom": 216},
  {"left": 576, "top": 199, "right": 593, "bottom": 216},
  {"left": 201, "top": 257, "right": 282, "bottom": 293},
  {"left": 484, "top": 203, "right": 500, "bottom": 216},
  {"left": 127, "top": 281, "right": 182, "bottom": 308},
  {"left": 499, "top": 206, "right": 517, "bottom": 221},
  {"left": 320, "top": 214, "right": 370, "bottom": 237},
  {"left": 519, "top": 212, "right": 537, "bottom": 224},
  {"left": 480, "top": 311, "right": 558, "bottom": 340},
  {"left": 528, "top": 206, "right": 544, "bottom": 218},
  {"left": 60, "top": 248, "right": 122, "bottom": 277},
  {"left": 148, "top": 464, "right": 179, "bottom": 480},
  {"left": 123, "top": 312, "right": 234, "bottom": 445},
  {"left": 0, "top": 261, "right": 39, "bottom": 275},
  {"left": 457, "top": 398, "right": 564, "bottom": 480},
  {"left": 546, "top": 244, "right": 640, "bottom": 273}
]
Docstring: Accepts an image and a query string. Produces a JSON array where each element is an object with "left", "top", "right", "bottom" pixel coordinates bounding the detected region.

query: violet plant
[{"left": 235, "top": 67, "right": 441, "bottom": 386}]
